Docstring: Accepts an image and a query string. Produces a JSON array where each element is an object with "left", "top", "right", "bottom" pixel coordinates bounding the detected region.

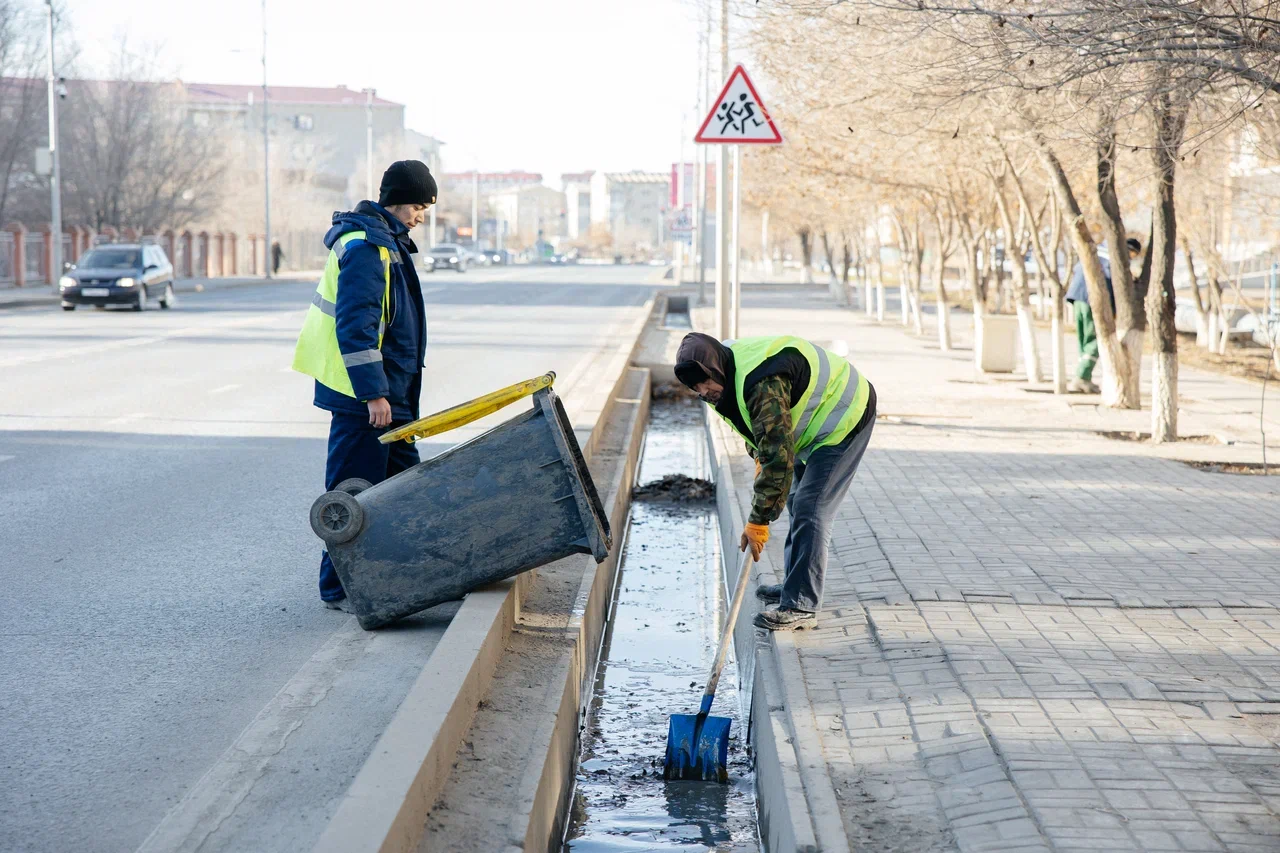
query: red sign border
[{"left": 694, "top": 64, "right": 783, "bottom": 145}]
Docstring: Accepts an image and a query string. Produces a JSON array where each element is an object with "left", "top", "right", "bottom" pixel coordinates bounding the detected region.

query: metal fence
[
  {"left": 23, "top": 235, "right": 43, "bottom": 283},
  {"left": 0, "top": 233, "right": 13, "bottom": 283}
]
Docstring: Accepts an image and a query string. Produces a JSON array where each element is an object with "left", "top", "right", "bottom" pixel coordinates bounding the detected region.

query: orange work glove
[
  {"left": 740, "top": 523, "right": 769, "bottom": 562},
  {"left": 754, "top": 459, "right": 763, "bottom": 479}
]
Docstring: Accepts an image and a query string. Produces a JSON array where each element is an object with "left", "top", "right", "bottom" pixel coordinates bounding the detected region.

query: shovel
[{"left": 663, "top": 548, "right": 754, "bottom": 783}]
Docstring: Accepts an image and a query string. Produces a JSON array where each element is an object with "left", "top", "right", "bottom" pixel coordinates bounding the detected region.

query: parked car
[
  {"left": 427, "top": 243, "right": 468, "bottom": 273},
  {"left": 59, "top": 243, "right": 176, "bottom": 311},
  {"left": 482, "top": 249, "right": 511, "bottom": 265}
]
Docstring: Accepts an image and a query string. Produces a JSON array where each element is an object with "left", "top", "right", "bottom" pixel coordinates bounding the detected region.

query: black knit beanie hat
[{"left": 378, "top": 160, "right": 437, "bottom": 207}]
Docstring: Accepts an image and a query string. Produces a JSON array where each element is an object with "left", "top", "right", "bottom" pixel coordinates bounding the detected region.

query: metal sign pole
[{"left": 731, "top": 144, "right": 741, "bottom": 339}]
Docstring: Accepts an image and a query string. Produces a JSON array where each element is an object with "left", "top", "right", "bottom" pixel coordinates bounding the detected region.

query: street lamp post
[
  {"left": 715, "top": 0, "right": 730, "bottom": 339},
  {"left": 45, "top": 0, "right": 62, "bottom": 291},
  {"left": 261, "top": 0, "right": 272, "bottom": 279},
  {"left": 471, "top": 171, "right": 479, "bottom": 251},
  {"left": 363, "top": 88, "right": 375, "bottom": 200}
]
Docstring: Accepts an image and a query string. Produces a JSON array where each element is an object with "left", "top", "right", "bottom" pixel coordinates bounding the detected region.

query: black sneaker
[
  {"left": 753, "top": 607, "right": 817, "bottom": 631},
  {"left": 756, "top": 583, "right": 782, "bottom": 603}
]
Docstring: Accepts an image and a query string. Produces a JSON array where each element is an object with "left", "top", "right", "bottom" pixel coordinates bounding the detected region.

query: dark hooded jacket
[
  {"left": 314, "top": 201, "right": 427, "bottom": 421},
  {"left": 674, "top": 333, "right": 811, "bottom": 437}
]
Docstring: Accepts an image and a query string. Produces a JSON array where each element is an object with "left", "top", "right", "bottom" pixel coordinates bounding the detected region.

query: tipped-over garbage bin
[{"left": 309, "top": 384, "right": 610, "bottom": 629}]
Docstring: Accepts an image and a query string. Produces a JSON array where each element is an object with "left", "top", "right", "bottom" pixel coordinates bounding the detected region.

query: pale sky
[{"left": 61, "top": 0, "right": 711, "bottom": 186}]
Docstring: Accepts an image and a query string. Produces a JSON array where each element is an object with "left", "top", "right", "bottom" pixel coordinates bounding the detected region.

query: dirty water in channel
[{"left": 561, "top": 396, "right": 759, "bottom": 853}]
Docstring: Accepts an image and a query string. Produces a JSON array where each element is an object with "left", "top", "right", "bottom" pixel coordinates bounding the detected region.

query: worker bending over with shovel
[{"left": 674, "top": 333, "right": 876, "bottom": 631}]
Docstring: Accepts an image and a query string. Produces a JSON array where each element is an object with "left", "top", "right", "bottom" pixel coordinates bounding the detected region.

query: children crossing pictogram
[{"left": 694, "top": 65, "right": 783, "bottom": 145}]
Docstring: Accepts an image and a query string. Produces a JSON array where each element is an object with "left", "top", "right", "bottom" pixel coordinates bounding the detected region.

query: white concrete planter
[{"left": 974, "top": 314, "right": 1019, "bottom": 373}]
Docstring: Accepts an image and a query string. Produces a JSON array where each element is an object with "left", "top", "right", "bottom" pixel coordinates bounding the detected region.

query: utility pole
[
  {"left": 675, "top": 116, "right": 685, "bottom": 284},
  {"left": 761, "top": 208, "right": 770, "bottom": 278},
  {"left": 45, "top": 0, "right": 62, "bottom": 290},
  {"left": 261, "top": 0, "right": 272, "bottom": 279},
  {"left": 363, "top": 88, "right": 375, "bottom": 200},
  {"left": 471, "top": 171, "right": 479, "bottom": 251},
  {"left": 696, "top": 12, "right": 709, "bottom": 298},
  {"left": 731, "top": 144, "right": 740, "bottom": 338},
  {"left": 715, "top": 0, "right": 730, "bottom": 338}
]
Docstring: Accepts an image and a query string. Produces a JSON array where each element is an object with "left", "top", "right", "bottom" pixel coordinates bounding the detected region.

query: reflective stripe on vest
[
  {"left": 290, "top": 230, "right": 392, "bottom": 397},
  {"left": 721, "top": 335, "right": 869, "bottom": 462}
]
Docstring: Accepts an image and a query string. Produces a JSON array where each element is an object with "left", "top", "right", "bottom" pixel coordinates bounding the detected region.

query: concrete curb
[
  {"left": 312, "top": 296, "right": 659, "bottom": 853},
  {"left": 515, "top": 367, "right": 650, "bottom": 851}
]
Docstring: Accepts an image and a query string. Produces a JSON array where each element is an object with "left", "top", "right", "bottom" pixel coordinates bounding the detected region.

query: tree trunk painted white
[
  {"left": 910, "top": 287, "right": 924, "bottom": 335},
  {"left": 876, "top": 274, "right": 886, "bottom": 321},
  {"left": 1151, "top": 352, "right": 1178, "bottom": 443},
  {"left": 935, "top": 258, "right": 952, "bottom": 352},
  {"left": 972, "top": 300, "right": 985, "bottom": 373},
  {"left": 863, "top": 268, "right": 873, "bottom": 317},
  {"left": 1015, "top": 297, "right": 1042, "bottom": 383},
  {"left": 1102, "top": 328, "right": 1144, "bottom": 408},
  {"left": 1051, "top": 305, "right": 1066, "bottom": 394},
  {"left": 899, "top": 283, "right": 909, "bottom": 326},
  {"left": 1207, "top": 309, "right": 1220, "bottom": 352}
]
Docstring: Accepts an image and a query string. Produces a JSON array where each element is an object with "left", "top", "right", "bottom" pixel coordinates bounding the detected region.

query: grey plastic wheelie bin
[{"left": 309, "top": 385, "right": 611, "bottom": 629}]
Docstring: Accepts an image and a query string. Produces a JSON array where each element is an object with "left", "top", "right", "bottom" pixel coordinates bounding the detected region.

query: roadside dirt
[{"left": 1181, "top": 460, "right": 1278, "bottom": 476}]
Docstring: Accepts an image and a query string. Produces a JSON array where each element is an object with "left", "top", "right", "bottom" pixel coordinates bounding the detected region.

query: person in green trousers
[{"left": 1065, "top": 237, "right": 1141, "bottom": 393}]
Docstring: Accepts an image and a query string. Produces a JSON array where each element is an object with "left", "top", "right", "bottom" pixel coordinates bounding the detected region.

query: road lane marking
[
  {"left": 0, "top": 315, "right": 287, "bottom": 370},
  {"left": 0, "top": 455, "right": 13, "bottom": 463},
  {"left": 209, "top": 384, "right": 241, "bottom": 395},
  {"left": 133, "top": 621, "right": 374, "bottom": 853},
  {"left": 106, "top": 412, "right": 149, "bottom": 427}
]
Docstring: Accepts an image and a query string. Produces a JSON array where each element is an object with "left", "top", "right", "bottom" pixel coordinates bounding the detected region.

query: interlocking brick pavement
[{"left": 725, "top": 286, "right": 1280, "bottom": 851}]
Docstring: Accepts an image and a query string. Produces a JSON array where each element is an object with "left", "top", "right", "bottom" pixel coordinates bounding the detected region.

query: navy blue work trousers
[{"left": 318, "top": 412, "right": 421, "bottom": 601}]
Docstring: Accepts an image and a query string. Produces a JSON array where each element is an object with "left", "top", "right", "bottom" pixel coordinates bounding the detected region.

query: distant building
[
  {"left": 590, "top": 171, "right": 670, "bottom": 250},
  {"left": 404, "top": 129, "right": 446, "bottom": 177},
  {"left": 561, "top": 171, "right": 594, "bottom": 239},
  {"left": 183, "top": 82, "right": 442, "bottom": 266},
  {"left": 490, "top": 185, "right": 567, "bottom": 246},
  {"left": 184, "top": 83, "right": 409, "bottom": 193},
  {"left": 442, "top": 171, "right": 543, "bottom": 196}
]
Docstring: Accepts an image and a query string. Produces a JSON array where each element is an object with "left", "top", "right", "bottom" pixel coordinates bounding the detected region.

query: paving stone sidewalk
[{"left": 730, "top": 286, "right": 1280, "bottom": 852}]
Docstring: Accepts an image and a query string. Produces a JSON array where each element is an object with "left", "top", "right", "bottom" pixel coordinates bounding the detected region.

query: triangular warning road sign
[{"left": 695, "top": 64, "right": 783, "bottom": 145}]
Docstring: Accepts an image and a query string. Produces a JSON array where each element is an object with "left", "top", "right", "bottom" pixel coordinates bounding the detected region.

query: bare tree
[
  {"left": 59, "top": 44, "right": 228, "bottom": 233},
  {"left": 0, "top": 0, "right": 54, "bottom": 226}
]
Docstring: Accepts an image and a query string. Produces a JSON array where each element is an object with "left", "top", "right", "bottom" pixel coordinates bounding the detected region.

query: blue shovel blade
[{"left": 663, "top": 713, "right": 731, "bottom": 782}]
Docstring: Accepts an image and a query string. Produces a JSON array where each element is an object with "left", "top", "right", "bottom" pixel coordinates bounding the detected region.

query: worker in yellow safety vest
[
  {"left": 293, "top": 160, "right": 435, "bottom": 610},
  {"left": 675, "top": 332, "right": 876, "bottom": 630}
]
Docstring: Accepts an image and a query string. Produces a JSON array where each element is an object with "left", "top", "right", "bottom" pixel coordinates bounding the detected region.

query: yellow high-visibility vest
[
  {"left": 291, "top": 230, "right": 391, "bottom": 397},
  {"left": 716, "top": 335, "right": 869, "bottom": 461}
]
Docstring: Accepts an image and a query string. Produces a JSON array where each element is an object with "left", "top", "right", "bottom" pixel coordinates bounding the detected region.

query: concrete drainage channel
[{"left": 560, "top": 392, "right": 759, "bottom": 852}]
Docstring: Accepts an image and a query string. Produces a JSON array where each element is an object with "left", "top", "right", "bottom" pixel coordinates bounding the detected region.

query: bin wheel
[
  {"left": 334, "top": 477, "right": 373, "bottom": 496},
  {"left": 310, "top": 490, "right": 364, "bottom": 544}
]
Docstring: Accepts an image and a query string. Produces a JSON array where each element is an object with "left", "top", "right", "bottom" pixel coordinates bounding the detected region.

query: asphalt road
[{"left": 0, "top": 263, "right": 659, "bottom": 852}]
